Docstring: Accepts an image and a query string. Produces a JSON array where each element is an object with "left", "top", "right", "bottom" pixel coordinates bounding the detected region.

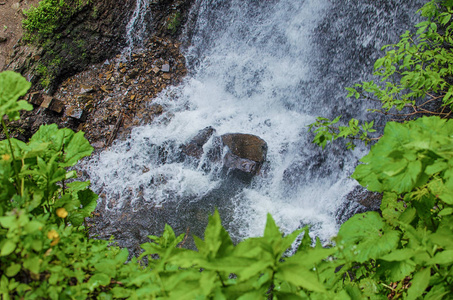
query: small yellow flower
[
  {"left": 56, "top": 207, "right": 68, "bottom": 218},
  {"left": 47, "top": 229, "right": 59, "bottom": 240},
  {"left": 1, "top": 154, "right": 11, "bottom": 161}
]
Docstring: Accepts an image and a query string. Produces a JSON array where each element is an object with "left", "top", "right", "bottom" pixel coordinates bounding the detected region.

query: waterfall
[
  {"left": 82, "top": 0, "right": 424, "bottom": 247},
  {"left": 121, "top": 0, "right": 150, "bottom": 59}
]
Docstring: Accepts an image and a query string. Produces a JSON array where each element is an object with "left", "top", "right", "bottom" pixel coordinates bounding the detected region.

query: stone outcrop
[
  {"left": 221, "top": 133, "right": 267, "bottom": 177},
  {"left": 181, "top": 126, "right": 216, "bottom": 159},
  {"left": 181, "top": 128, "right": 268, "bottom": 182},
  {"left": 5, "top": 0, "right": 194, "bottom": 93},
  {"left": 335, "top": 186, "right": 382, "bottom": 224},
  {"left": 6, "top": 0, "right": 136, "bottom": 92}
]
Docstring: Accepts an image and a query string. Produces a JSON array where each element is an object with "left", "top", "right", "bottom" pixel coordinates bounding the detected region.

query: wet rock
[
  {"left": 128, "top": 68, "right": 140, "bottom": 79},
  {"left": 182, "top": 126, "right": 216, "bottom": 158},
  {"left": 221, "top": 133, "right": 267, "bottom": 164},
  {"left": 223, "top": 152, "right": 261, "bottom": 174},
  {"left": 49, "top": 99, "right": 65, "bottom": 113},
  {"left": 91, "top": 141, "right": 105, "bottom": 149},
  {"left": 346, "top": 186, "right": 382, "bottom": 211},
  {"left": 28, "top": 92, "right": 43, "bottom": 106},
  {"left": 66, "top": 106, "right": 87, "bottom": 121},
  {"left": 149, "top": 104, "right": 163, "bottom": 115},
  {"left": 80, "top": 85, "right": 96, "bottom": 94},
  {"left": 335, "top": 186, "right": 382, "bottom": 224},
  {"left": 220, "top": 133, "right": 268, "bottom": 181},
  {"left": 39, "top": 95, "right": 52, "bottom": 109},
  {"left": 76, "top": 94, "right": 94, "bottom": 103}
]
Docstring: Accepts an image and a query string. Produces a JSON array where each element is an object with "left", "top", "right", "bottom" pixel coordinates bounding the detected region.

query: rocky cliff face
[
  {"left": 6, "top": 0, "right": 135, "bottom": 91},
  {"left": 1, "top": 0, "right": 194, "bottom": 143},
  {"left": 5, "top": 0, "right": 194, "bottom": 93}
]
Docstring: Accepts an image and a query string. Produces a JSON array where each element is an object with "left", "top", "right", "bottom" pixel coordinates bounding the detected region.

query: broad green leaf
[
  {"left": 94, "top": 260, "right": 117, "bottom": 278},
  {"left": 406, "top": 268, "right": 430, "bottom": 300},
  {"left": 23, "top": 256, "right": 40, "bottom": 274},
  {"left": 237, "top": 291, "right": 265, "bottom": 300},
  {"left": 67, "top": 181, "right": 90, "bottom": 192},
  {"left": 337, "top": 212, "right": 400, "bottom": 262},
  {"left": 69, "top": 212, "right": 85, "bottom": 227},
  {"left": 78, "top": 188, "right": 98, "bottom": 215},
  {"left": 0, "top": 240, "right": 16, "bottom": 256},
  {"left": 88, "top": 273, "right": 111, "bottom": 291},
  {"left": 276, "top": 264, "right": 325, "bottom": 292},
  {"left": 63, "top": 131, "right": 94, "bottom": 166},
  {"left": 376, "top": 260, "right": 416, "bottom": 282},
  {"left": 274, "top": 291, "right": 305, "bottom": 300},
  {"left": 428, "top": 250, "right": 453, "bottom": 265},
  {"left": 0, "top": 71, "right": 32, "bottom": 120},
  {"left": 0, "top": 216, "right": 16, "bottom": 228},
  {"left": 289, "top": 247, "right": 336, "bottom": 268},
  {"left": 5, "top": 264, "right": 21, "bottom": 277},
  {"left": 380, "top": 249, "right": 418, "bottom": 262}
]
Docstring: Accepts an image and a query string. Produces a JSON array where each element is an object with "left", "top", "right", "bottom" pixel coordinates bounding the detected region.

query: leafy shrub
[
  {"left": 309, "top": 0, "right": 453, "bottom": 149},
  {"left": 2, "top": 0, "right": 453, "bottom": 298},
  {"left": 22, "top": 0, "right": 90, "bottom": 42}
]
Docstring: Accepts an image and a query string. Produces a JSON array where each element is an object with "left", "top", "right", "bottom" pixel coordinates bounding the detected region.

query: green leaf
[
  {"left": 297, "top": 227, "right": 311, "bottom": 252},
  {"left": 0, "top": 71, "right": 32, "bottom": 120},
  {"left": 69, "top": 212, "right": 85, "bottom": 227},
  {"left": 406, "top": 268, "right": 430, "bottom": 300},
  {"left": 202, "top": 209, "right": 234, "bottom": 258},
  {"left": 5, "top": 264, "right": 21, "bottom": 277},
  {"left": 376, "top": 260, "right": 416, "bottom": 282},
  {"left": 337, "top": 212, "right": 400, "bottom": 262},
  {"left": 380, "top": 249, "right": 418, "bottom": 262},
  {"left": 78, "top": 188, "right": 98, "bottom": 215},
  {"left": 264, "top": 213, "right": 282, "bottom": 240},
  {"left": 88, "top": 273, "right": 111, "bottom": 291},
  {"left": 23, "top": 256, "right": 40, "bottom": 274},
  {"left": 1, "top": 240, "right": 16, "bottom": 256},
  {"left": 276, "top": 264, "right": 325, "bottom": 292},
  {"left": 63, "top": 131, "right": 93, "bottom": 166},
  {"left": 428, "top": 250, "right": 453, "bottom": 265}
]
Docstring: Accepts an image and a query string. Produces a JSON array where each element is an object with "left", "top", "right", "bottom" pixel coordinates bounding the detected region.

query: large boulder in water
[
  {"left": 181, "top": 129, "right": 268, "bottom": 182},
  {"left": 181, "top": 126, "right": 216, "bottom": 159},
  {"left": 221, "top": 133, "right": 267, "bottom": 179}
]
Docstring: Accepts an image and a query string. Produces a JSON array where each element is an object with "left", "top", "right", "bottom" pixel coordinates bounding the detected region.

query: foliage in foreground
[
  {"left": 309, "top": 0, "right": 453, "bottom": 150},
  {"left": 1, "top": 72, "right": 453, "bottom": 300},
  {"left": 1, "top": 0, "right": 453, "bottom": 298}
]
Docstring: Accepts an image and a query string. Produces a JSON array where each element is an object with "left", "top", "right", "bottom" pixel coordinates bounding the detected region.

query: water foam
[{"left": 83, "top": 0, "right": 424, "bottom": 243}]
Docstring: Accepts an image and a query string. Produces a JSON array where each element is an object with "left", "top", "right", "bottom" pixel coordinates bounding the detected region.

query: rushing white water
[
  {"left": 121, "top": 0, "right": 150, "bottom": 59},
  {"left": 83, "top": 0, "right": 424, "bottom": 243}
]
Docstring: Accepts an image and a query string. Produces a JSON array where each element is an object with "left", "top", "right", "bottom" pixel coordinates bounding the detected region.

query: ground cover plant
[{"left": 1, "top": 0, "right": 452, "bottom": 298}]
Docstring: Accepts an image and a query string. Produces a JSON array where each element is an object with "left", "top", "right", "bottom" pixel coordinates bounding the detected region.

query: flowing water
[
  {"left": 121, "top": 0, "right": 151, "bottom": 59},
  {"left": 82, "top": 0, "right": 424, "bottom": 248}
]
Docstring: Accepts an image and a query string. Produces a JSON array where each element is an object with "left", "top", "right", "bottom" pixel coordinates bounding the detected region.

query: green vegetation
[
  {"left": 309, "top": 0, "right": 453, "bottom": 149},
  {"left": 1, "top": 0, "right": 452, "bottom": 298},
  {"left": 167, "top": 11, "right": 181, "bottom": 35},
  {"left": 22, "top": 0, "right": 90, "bottom": 43},
  {"left": 21, "top": 0, "right": 92, "bottom": 89},
  {"left": 1, "top": 68, "right": 452, "bottom": 297}
]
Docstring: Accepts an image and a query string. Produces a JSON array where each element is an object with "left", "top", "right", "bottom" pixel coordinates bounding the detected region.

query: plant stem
[{"left": 1, "top": 118, "right": 21, "bottom": 195}]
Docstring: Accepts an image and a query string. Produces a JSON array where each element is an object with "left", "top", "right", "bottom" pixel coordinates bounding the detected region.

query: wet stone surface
[{"left": 4, "top": 36, "right": 187, "bottom": 146}]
